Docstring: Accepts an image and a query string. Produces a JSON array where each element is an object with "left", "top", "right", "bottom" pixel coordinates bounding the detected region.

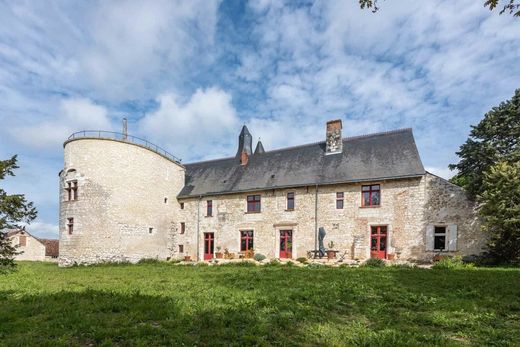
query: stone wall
[
  {"left": 59, "top": 138, "right": 185, "bottom": 266},
  {"left": 9, "top": 233, "right": 46, "bottom": 261},
  {"left": 177, "top": 174, "right": 484, "bottom": 263}
]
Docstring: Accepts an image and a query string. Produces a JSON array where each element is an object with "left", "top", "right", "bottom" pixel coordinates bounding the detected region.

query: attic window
[
  {"left": 180, "top": 202, "right": 184, "bottom": 210},
  {"left": 271, "top": 174, "right": 275, "bottom": 179}
]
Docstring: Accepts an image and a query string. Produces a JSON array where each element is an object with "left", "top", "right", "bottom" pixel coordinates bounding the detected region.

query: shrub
[
  {"left": 296, "top": 257, "right": 308, "bottom": 264},
  {"left": 432, "top": 256, "right": 474, "bottom": 269},
  {"left": 362, "top": 258, "right": 386, "bottom": 268},
  {"left": 138, "top": 258, "right": 160, "bottom": 264},
  {"left": 265, "top": 259, "right": 281, "bottom": 267},
  {"left": 254, "top": 253, "right": 266, "bottom": 262}
]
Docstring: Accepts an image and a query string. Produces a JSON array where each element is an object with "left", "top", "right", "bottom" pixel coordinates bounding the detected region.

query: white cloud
[
  {"left": 22, "top": 221, "right": 59, "bottom": 239},
  {"left": 7, "top": 98, "right": 112, "bottom": 149},
  {"left": 425, "top": 166, "right": 455, "bottom": 180},
  {"left": 139, "top": 87, "right": 239, "bottom": 161}
]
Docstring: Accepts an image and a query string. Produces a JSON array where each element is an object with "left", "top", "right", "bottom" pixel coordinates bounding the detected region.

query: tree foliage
[
  {"left": 479, "top": 160, "right": 520, "bottom": 263},
  {"left": 359, "top": 0, "right": 520, "bottom": 17},
  {"left": 0, "top": 156, "right": 37, "bottom": 273},
  {"left": 449, "top": 89, "right": 520, "bottom": 199}
]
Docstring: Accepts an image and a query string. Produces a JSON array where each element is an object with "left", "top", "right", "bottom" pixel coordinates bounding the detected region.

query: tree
[
  {"left": 0, "top": 155, "right": 37, "bottom": 273},
  {"left": 359, "top": 0, "right": 520, "bottom": 17},
  {"left": 479, "top": 160, "right": 520, "bottom": 263},
  {"left": 449, "top": 89, "right": 520, "bottom": 199}
]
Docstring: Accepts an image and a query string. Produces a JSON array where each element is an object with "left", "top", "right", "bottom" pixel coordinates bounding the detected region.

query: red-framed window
[
  {"left": 207, "top": 200, "right": 213, "bottom": 216},
  {"left": 336, "top": 192, "right": 344, "bottom": 209},
  {"left": 287, "top": 192, "right": 295, "bottom": 210},
  {"left": 67, "top": 218, "right": 74, "bottom": 234},
  {"left": 180, "top": 222, "right": 185, "bottom": 234},
  {"left": 66, "top": 181, "right": 78, "bottom": 201},
  {"left": 240, "top": 230, "right": 254, "bottom": 251},
  {"left": 247, "top": 195, "right": 261, "bottom": 213},
  {"left": 362, "top": 184, "right": 380, "bottom": 207}
]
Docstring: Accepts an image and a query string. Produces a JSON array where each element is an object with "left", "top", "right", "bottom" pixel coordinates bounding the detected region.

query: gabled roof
[{"left": 178, "top": 128, "right": 425, "bottom": 198}]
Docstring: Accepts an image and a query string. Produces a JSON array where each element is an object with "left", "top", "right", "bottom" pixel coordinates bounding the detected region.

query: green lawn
[{"left": 1, "top": 262, "right": 519, "bottom": 346}]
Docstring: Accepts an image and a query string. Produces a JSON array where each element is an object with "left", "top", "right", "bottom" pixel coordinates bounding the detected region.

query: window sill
[
  {"left": 360, "top": 205, "right": 381, "bottom": 209},
  {"left": 245, "top": 211, "right": 261, "bottom": 214},
  {"left": 205, "top": 215, "right": 213, "bottom": 218},
  {"left": 285, "top": 209, "right": 294, "bottom": 212}
]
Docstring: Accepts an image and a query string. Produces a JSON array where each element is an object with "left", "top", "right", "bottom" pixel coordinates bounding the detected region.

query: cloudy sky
[{"left": 1, "top": 0, "right": 519, "bottom": 239}]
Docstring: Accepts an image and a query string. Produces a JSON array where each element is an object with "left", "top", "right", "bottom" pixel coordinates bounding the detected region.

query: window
[
  {"left": 362, "top": 184, "right": 380, "bottom": 207},
  {"left": 434, "top": 226, "right": 446, "bottom": 251},
  {"left": 178, "top": 244, "right": 184, "bottom": 253},
  {"left": 67, "top": 218, "right": 74, "bottom": 234},
  {"left": 240, "top": 230, "right": 254, "bottom": 251},
  {"left": 287, "top": 192, "right": 295, "bottom": 210},
  {"left": 65, "top": 181, "right": 78, "bottom": 201},
  {"left": 207, "top": 200, "right": 213, "bottom": 216},
  {"left": 148, "top": 227, "right": 153, "bottom": 234},
  {"left": 180, "top": 202, "right": 184, "bottom": 209},
  {"left": 247, "top": 195, "right": 261, "bottom": 213},
  {"left": 180, "top": 222, "right": 185, "bottom": 234},
  {"left": 164, "top": 197, "right": 168, "bottom": 204},
  {"left": 19, "top": 235, "right": 27, "bottom": 246},
  {"left": 336, "top": 192, "right": 344, "bottom": 209}
]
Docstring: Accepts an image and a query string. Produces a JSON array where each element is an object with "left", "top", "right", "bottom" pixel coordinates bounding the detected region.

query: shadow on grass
[{"left": 1, "top": 266, "right": 519, "bottom": 346}]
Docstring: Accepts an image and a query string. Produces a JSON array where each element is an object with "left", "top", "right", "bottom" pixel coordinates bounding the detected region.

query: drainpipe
[
  {"left": 314, "top": 184, "right": 319, "bottom": 257},
  {"left": 197, "top": 196, "right": 201, "bottom": 261}
]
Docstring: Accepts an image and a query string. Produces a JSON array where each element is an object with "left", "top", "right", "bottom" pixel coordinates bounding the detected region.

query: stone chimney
[
  {"left": 325, "top": 119, "right": 343, "bottom": 155},
  {"left": 236, "top": 125, "right": 253, "bottom": 159}
]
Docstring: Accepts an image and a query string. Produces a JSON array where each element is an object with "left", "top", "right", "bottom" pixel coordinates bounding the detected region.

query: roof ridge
[{"left": 185, "top": 127, "right": 413, "bottom": 165}]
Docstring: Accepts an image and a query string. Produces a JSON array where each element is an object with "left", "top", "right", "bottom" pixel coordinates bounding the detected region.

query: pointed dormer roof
[{"left": 254, "top": 139, "right": 265, "bottom": 154}]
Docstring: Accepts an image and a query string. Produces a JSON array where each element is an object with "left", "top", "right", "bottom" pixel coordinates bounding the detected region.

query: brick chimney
[
  {"left": 325, "top": 119, "right": 343, "bottom": 155},
  {"left": 240, "top": 150, "right": 249, "bottom": 165}
]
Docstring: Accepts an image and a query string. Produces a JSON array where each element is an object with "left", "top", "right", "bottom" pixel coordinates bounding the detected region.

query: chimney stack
[
  {"left": 325, "top": 119, "right": 343, "bottom": 155},
  {"left": 240, "top": 150, "right": 249, "bottom": 166}
]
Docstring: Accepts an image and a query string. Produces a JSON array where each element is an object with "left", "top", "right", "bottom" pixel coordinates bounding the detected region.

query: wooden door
[
  {"left": 279, "top": 230, "right": 293, "bottom": 258},
  {"left": 204, "top": 232, "right": 214, "bottom": 260},
  {"left": 370, "top": 226, "right": 387, "bottom": 259}
]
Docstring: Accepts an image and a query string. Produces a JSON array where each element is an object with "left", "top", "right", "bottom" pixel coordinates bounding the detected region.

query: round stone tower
[{"left": 58, "top": 131, "right": 185, "bottom": 266}]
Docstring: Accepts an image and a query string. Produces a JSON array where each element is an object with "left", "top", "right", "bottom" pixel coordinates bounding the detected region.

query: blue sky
[{"left": 0, "top": 0, "right": 519, "bottom": 239}]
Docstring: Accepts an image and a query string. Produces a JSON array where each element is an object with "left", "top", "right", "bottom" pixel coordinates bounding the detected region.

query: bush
[
  {"left": 362, "top": 258, "right": 386, "bottom": 268},
  {"left": 265, "top": 259, "right": 281, "bottom": 267},
  {"left": 432, "top": 256, "right": 474, "bottom": 269},
  {"left": 254, "top": 253, "right": 266, "bottom": 262},
  {"left": 137, "top": 258, "right": 160, "bottom": 264},
  {"left": 296, "top": 257, "right": 308, "bottom": 264}
]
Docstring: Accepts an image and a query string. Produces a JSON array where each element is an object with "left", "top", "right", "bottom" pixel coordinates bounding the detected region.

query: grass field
[{"left": 1, "top": 262, "right": 519, "bottom": 346}]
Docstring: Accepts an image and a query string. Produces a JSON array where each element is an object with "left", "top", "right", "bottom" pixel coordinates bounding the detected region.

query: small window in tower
[
  {"left": 149, "top": 227, "right": 154, "bottom": 234},
  {"left": 178, "top": 244, "right": 184, "bottom": 253},
  {"left": 67, "top": 218, "right": 74, "bottom": 235},
  {"left": 180, "top": 222, "right": 185, "bottom": 234},
  {"left": 164, "top": 197, "right": 168, "bottom": 204},
  {"left": 180, "top": 202, "right": 185, "bottom": 210},
  {"left": 65, "top": 181, "right": 78, "bottom": 201}
]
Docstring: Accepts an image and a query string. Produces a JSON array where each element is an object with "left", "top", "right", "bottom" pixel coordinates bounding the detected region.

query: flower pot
[
  {"left": 215, "top": 252, "right": 223, "bottom": 259},
  {"left": 184, "top": 255, "right": 191, "bottom": 262},
  {"left": 326, "top": 250, "right": 336, "bottom": 259},
  {"left": 387, "top": 254, "right": 395, "bottom": 261}
]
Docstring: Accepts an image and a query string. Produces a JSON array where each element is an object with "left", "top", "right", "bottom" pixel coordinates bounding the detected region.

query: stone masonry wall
[
  {"left": 9, "top": 233, "right": 46, "bottom": 261},
  {"left": 177, "top": 174, "right": 484, "bottom": 262},
  {"left": 59, "top": 139, "right": 185, "bottom": 266}
]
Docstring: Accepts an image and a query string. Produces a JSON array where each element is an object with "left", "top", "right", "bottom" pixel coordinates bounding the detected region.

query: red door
[
  {"left": 204, "top": 232, "right": 214, "bottom": 260},
  {"left": 279, "top": 230, "right": 292, "bottom": 258},
  {"left": 370, "top": 226, "right": 387, "bottom": 259}
]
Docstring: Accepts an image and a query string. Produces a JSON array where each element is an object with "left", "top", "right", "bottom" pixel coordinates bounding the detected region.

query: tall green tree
[
  {"left": 479, "top": 159, "right": 520, "bottom": 263},
  {"left": 449, "top": 89, "right": 520, "bottom": 199},
  {"left": 0, "top": 155, "right": 37, "bottom": 273}
]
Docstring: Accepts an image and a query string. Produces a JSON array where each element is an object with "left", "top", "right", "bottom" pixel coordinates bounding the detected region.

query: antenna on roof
[{"left": 122, "top": 118, "right": 128, "bottom": 140}]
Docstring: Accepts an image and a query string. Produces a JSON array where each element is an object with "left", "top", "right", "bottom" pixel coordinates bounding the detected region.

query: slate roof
[{"left": 178, "top": 128, "right": 425, "bottom": 198}]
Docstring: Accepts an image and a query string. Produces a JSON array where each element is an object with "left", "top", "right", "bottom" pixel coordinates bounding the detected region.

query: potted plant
[
  {"left": 327, "top": 241, "right": 336, "bottom": 260},
  {"left": 215, "top": 246, "right": 223, "bottom": 259}
]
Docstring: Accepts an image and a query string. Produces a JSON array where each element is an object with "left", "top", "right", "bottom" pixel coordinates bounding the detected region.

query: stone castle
[{"left": 58, "top": 120, "right": 485, "bottom": 266}]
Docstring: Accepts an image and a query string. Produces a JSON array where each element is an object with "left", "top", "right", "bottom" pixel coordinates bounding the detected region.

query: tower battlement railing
[{"left": 66, "top": 130, "right": 182, "bottom": 164}]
